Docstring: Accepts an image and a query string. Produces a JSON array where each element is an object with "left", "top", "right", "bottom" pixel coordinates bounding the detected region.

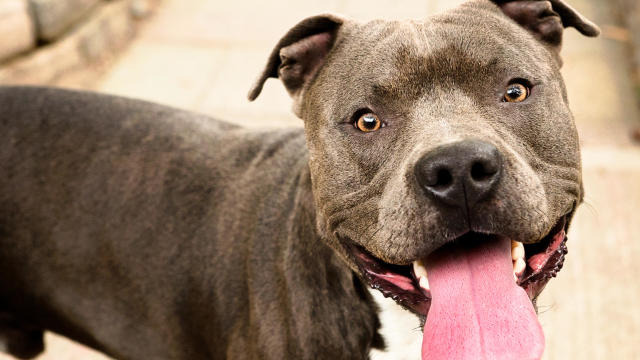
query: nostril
[
  {"left": 470, "top": 161, "right": 497, "bottom": 182},
  {"left": 432, "top": 168, "right": 453, "bottom": 189}
]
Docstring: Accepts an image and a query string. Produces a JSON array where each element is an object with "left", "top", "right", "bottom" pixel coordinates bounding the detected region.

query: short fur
[{"left": 0, "top": 0, "right": 597, "bottom": 359}]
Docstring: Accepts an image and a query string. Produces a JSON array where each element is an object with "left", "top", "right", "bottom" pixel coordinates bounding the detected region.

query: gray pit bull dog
[{"left": 0, "top": 0, "right": 599, "bottom": 359}]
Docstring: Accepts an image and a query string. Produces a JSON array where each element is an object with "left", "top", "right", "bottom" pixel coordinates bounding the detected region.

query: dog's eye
[
  {"left": 355, "top": 113, "right": 382, "bottom": 132},
  {"left": 503, "top": 83, "right": 530, "bottom": 103}
]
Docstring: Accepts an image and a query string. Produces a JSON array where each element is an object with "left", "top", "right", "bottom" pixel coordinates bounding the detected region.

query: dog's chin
[{"left": 341, "top": 213, "right": 571, "bottom": 319}]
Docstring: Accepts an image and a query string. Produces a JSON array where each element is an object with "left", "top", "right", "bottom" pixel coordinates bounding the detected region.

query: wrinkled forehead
[{"left": 331, "top": 2, "right": 557, "bottom": 95}]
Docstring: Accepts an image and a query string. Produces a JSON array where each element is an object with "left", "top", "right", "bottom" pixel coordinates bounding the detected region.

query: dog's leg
[{"left": 0, "top": 313, "right": 44, "bottom": 359}]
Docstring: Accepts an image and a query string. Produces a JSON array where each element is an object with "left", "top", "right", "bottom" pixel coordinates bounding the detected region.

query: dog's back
[{"left": 0, "top": 86, "right": 344, "bottom": 359}]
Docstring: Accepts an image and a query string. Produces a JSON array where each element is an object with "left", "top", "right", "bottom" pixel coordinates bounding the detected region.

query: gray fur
[{"left": 0, "top": 0, "right": 597, "bottom": 359}]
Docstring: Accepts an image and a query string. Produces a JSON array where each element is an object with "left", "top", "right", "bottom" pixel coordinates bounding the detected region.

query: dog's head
[{"left": 250, "top": 0, "right": 598, "bottom": 358}]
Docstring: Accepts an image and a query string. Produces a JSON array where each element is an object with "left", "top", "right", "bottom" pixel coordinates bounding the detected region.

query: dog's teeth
[
  {"left": 413, "top": 260, "right": 428, "bottom": 279},
  {"left": 513, "top": 257, "right": 526, "bottom": 277},
  {"left": 419, "top": 276, "right": 430, "bottom": 291},
  {"left": 511, "top": 240, "right": 525, "bottom": 260},
  {"left": 511, "top": 241, "right": 526, "bottom": 282},
  {"left": 413, "top": 260, "right": 430, "bottom": 291}
]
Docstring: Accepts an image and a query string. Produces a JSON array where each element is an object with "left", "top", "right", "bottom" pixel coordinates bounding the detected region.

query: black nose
[{"left": 414, "top": 140, "right": 503, "bottom": 209}]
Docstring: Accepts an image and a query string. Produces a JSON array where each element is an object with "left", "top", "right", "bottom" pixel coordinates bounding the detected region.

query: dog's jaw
[
  {"left": 343, "top": 212, "right": 569, "bottom": 359},
  {"left": 343, "top": 211, "right": 570, "bottom": 316}
]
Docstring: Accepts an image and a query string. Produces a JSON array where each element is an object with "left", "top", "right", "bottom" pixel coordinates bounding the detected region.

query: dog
[{"left": 0, "top": 0, "right": 598, "bottom": 359}]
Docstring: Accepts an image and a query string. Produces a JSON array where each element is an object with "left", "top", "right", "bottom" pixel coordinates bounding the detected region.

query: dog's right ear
[
  {"left": 247, "top": 14, "right": 344, "bottom": 111},
  {"left": 492, "top": 0, "right": 599, "bottom": 48}
]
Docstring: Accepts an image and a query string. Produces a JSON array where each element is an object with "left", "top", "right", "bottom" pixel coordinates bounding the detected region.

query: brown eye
[
  {"left": 503, "top": 83, "right": 530, "bottom": 103},
  {"left": 355, "top": 113, "right": 382, "bottom": 132}
]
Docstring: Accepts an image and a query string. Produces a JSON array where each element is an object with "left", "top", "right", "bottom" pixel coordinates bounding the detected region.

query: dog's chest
[{"left": 368, "top": 289, "right": 422, "bottom": 360}]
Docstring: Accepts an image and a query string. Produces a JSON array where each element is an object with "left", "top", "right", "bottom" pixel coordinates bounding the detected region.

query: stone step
[{"left": 0, "top": 0, "right": 35, "bottom": 62}]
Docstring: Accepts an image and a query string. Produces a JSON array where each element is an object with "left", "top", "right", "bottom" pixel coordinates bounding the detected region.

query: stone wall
[
  {"left": 611, "top": 0, "right": 640, "bottom": 140},
  {"left": 0, "top": 0, "right": 157, "bottom": 86},
  {"left": 613, "top": 0, "right": 640, "bottom": 94}
]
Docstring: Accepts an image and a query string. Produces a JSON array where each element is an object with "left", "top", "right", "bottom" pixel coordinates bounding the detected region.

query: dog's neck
[{"left": 234, "top": 145, "right": 384, "bottom": 358}]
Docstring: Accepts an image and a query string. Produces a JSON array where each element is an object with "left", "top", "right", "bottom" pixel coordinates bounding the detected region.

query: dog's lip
[
  {"left": 518, "top": 214, "right": 569, "bottom": 299},
  {"left": 348, "top": 242, "right": 432, "bottom": 315},
  {"left": 342, "top": 212, "right": 571, "bottom": 316}
]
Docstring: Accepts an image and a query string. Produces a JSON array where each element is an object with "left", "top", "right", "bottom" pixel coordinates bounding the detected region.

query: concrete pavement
[{"left": 2, "top": 0, "right": 638, "bottom": 359}]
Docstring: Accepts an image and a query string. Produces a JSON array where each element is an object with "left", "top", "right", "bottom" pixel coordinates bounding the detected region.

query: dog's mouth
[
  {"left": 344, "top": 213, "right": 570, "bottom": 358},
  {"left": 348, "top": 214, "right": 568, "bottom": 315}
]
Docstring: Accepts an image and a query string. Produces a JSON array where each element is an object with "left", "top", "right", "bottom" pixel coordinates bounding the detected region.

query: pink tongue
[{"left": 422, "top": 236, "right": 544, "bottom": 360}]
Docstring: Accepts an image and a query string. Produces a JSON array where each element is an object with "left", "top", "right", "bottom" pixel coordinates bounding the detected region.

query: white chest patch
[{"left": 368, "top": 288, "right": 423, "bottom": 360}]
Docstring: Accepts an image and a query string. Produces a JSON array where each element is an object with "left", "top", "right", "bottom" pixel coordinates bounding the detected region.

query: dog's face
[
  {"left": 302, "top": 2, "right": 579, "bottom": 261},
  {"left": 250, "top": 0, "right": 598, "bottom": 358}
]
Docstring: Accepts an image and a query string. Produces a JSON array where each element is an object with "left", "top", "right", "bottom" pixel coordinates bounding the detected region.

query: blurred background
[{"left": 0, "top": 0, "right": 638, "bottom": 359}]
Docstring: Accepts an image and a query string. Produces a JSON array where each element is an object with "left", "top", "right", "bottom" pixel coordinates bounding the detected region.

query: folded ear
[
  {"left": 247, "top": 14, "right": 345, "bottom": 114},
  {"left": 492, "top": 0, "right": 599, "bottom": 49}
]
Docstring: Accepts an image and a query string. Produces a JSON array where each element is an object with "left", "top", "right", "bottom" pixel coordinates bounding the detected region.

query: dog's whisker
[{"left": 581, "top": 198, "right": 598, "bottom": 217}]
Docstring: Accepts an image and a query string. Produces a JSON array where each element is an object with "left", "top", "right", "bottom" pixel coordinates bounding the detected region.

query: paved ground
[{"left": 2, "top": 0, "right": 639, "bottom": 359}]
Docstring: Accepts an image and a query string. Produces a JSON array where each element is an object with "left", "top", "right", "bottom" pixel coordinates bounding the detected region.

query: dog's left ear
[
  {"left": 492, "top": 0, "right": 599, "bottom": 51},
  {"left": 248, "top": 14, "right": 345, "bottom": 115}
]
